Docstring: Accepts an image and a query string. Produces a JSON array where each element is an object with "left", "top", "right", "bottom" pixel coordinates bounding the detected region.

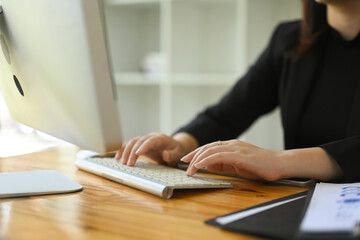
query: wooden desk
[{"left": 0, "top": 146, "right": 307, "bottom": 240}]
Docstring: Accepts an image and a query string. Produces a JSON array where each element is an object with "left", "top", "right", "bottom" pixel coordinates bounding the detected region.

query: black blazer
[{"left": 177, "top": 21, "right": 360, "bottom": 182}]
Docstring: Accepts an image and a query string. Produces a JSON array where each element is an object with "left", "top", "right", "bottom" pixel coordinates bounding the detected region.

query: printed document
[{"left": 300, "top": 182, "right": 360, "bottom": 233}]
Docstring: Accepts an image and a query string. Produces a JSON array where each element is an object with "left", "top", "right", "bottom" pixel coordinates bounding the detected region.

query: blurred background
[{"left": 0, "top": 0, "right": 301, "bottom": 157}]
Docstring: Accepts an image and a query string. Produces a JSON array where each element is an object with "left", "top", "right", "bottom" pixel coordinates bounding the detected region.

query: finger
[
  {"left": 187, "top": 152, "right": 237, "bottom": 176},
  {"left": 194, "top": 152, "right": 238, "bottom": 170},
  {"left": 192, "top": 144, "right": 225, "bottom": 164},
  {"left": 135, "top": 134, "right": 167, "bottom": 156},
  {"left": 127, "top": 136, "right": 150, "bottom": 166},
  {"left": 121, "top": 138, "right": 140, "bottom": 165},
  {"left": 186, "top": 145, "right": 208, "bottom": 174},
  {"left": 180, "top": 149, "right": 198, "bottom": 163},
  {"left": 181, "top": 140, "right": 224, "bottom": 163},
  {"left": 115, "top": 142, "right": 127, "bottom": 161},
  {"left": 186, "top": 142, "right": 224, "bottom": 175},
  {"left": 115, "top": 151, "right": 121, "bottom": 161}
]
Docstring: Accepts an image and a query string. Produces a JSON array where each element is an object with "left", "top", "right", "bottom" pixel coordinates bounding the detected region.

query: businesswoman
[{"left": 116, "top": 0, "right": 360, "bottom": 182}]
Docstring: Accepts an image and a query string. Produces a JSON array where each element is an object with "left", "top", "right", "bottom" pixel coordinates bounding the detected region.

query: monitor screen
[{"left": 0, "top": 0, "right": 122, "bottom": 153}]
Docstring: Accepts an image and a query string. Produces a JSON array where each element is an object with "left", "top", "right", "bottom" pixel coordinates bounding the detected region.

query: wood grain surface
[{"left": 0, "top": 146, "right": 307, "bottom": 240}]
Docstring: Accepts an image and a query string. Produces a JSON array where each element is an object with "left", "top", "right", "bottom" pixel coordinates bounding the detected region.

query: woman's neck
[{"left": 327, "top": 1, "right": 360, "bottom": 40}]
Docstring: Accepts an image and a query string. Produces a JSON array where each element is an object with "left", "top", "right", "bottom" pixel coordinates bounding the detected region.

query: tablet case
[{"left": 206, "top": 190, "right": 360, "bottom": 240}]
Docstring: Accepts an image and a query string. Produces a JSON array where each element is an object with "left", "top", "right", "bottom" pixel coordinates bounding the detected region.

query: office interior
[
  {"left": 0, "top": 0, "right": 301, "bottom": 157},
  {"left": 4, "top": 1, "right": 360, "bottom": 239}
]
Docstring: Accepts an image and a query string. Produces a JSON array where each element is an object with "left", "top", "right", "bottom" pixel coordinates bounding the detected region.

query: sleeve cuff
[{"left": 319, "top": 136, "right": 360, "bottom": 182}]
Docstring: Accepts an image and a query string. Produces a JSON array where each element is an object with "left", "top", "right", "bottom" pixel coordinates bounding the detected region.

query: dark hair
[{"left": 293, "top": 0, "right": 327, "bottom": 58}]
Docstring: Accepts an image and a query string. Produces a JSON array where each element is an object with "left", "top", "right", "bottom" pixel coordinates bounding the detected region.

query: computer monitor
[{"left": 0, "top": 0, "right": 122, "bottom": 153}]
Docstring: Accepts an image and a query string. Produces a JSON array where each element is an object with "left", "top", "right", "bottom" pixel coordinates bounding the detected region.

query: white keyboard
[{"left": 75, "top": 157, "right": 233, "bottom": 199}]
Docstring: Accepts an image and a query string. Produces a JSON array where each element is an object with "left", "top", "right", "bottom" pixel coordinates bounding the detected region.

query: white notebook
[{"left": 300, "top": 182, "right": 360, "bottom": 234}]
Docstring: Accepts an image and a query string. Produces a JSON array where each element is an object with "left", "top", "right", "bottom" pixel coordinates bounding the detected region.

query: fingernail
[
  {"left": 180, "top": 154, "right": 188, "bottom": 162},
  {"left": 135, "top": 148, "right": 143, "bottom": 155}
]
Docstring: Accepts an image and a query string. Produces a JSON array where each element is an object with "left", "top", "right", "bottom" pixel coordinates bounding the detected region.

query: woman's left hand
[{"left": 181, "top": 139, "right": 286, "bottom": 181}]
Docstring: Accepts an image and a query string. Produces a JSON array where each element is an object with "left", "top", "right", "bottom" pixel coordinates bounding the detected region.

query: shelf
[
  {"left": 104, "top": 0, "right": 160, "bottom": 6},
  {"left": 169, "top": 74, "right": 237, "bottom": 86},
  {"left": 114, "top": 72, "right": 237, "bottom": 86},
  {"left": 104, "top": 1, "right": 160, "bottom": 73},
  {"left": 114, "top": 72, "right": 163, "bottom": 85}
]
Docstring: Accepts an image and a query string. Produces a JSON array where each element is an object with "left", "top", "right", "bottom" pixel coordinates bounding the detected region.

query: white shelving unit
[{"left": 103, "top": 0, "right": 301, "bottom": 149}]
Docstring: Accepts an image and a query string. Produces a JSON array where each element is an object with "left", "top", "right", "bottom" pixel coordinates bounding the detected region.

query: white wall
[{"left": 105, "top": 0, "right": 302, "bottom": 149}]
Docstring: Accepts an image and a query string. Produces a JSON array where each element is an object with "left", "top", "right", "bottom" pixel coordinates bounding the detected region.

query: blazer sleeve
[
  {"left": 175, "top": 23, "right": 289, "bottom": 146},
  {"left": 319, "top": 137, "right": 360, "bottom": 182}
]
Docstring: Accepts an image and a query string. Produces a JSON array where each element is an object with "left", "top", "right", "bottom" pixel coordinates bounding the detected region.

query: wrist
[
  {"left": 276, "top": 147, "right": 343, "bottom": 181},
  {"left": 275, "top": 149, "right": 298, "bottom": 179}
]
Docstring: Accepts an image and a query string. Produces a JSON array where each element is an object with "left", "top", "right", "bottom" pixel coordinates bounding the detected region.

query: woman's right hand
[{"left": 115, "top": 132, "right": 196, "bottom": 167}]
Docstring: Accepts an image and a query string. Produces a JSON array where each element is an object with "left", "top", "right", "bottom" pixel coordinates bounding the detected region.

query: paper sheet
[{"left": 300, "top": 182, "right": 360, "bottom": 233}]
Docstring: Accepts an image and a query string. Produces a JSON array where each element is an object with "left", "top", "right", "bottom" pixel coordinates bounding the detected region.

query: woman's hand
[
  {"left": 182, "top": 140, "right": 285, "bottom": 181},
  {"left": 182, "top": 139, "right": 344, "bottom": 182},
  {"left": 115, "top": 132, "right": 199, "bottom": 167}
]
